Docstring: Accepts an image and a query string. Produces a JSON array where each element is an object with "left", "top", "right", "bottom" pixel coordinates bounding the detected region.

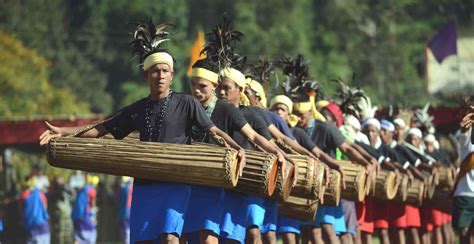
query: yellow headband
[
  {"left": 311, "top": 97, "right": 327, "bottom": 122},
  {"left": 143, "top": 52, "right": 174, "bottom": 71},
  {"left": 246, "top": 78, "right": 267, "bottom": 107},
  {"left": 192, "top": 68, "right": 219, "bottom": 84},
  {"left": 293, "top": 102, "right": 312, "bottom": 112},
  {"left": 270, "top": 95, "right": 293, "bottom": 114},
  {"left": 221, "top": 67, "right": 246, "bottom": 88}
]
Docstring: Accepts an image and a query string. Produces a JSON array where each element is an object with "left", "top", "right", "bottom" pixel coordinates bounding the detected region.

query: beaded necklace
[{"left": 144, "top": 91, "right": 173, "bottom": 141}]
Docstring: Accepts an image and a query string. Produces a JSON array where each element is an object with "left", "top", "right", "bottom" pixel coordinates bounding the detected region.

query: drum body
[
  {"left": 279, "top": 196, "right": 318, "bottom": 222},
  {"left": 48, "top": 137, "right": 240, "bottom": 188},
  {"left": 337, "top": 161, "right": 367, "bottom": 202},
  {"left": 373, "top": 170, "right": 399, "bottom": 200},
  {"left": 234, "top": 150, "right": 279, "bottom": 197}
]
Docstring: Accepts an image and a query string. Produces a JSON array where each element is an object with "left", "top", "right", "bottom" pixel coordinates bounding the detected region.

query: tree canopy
[
  {"left": 0, "top": 0, "right": 472, "bottom": 116},
  {"left": 0, "top": 29, "right": 89, "bottom": 118}
]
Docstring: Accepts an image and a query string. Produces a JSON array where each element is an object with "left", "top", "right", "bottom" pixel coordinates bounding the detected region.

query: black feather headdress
[
  {"left": 275, "top": 54, "right": 319, "bottom": 102},
  {"left": 333, "top": 74, "right": 366, "bottom": 117},
  {"left": 200, "top": 16, "right": 246, "bottom": 71},
  {"left": 245, "top": 56, "right": 274, "bottom": 91},
  {"left": 130, "top": 18, "right": 174, "bottom": 68}
]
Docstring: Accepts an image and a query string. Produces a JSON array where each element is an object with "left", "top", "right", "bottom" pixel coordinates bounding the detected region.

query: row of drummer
[
  {"left": 39, "top": 60, "right": 456, "bottom": 244},
  {"left": 37, "top": 20, "right": 458, "bottom": 244}
]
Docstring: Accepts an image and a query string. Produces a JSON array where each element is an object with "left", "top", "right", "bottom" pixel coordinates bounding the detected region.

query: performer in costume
[
  {"left": 269, "top": 95, "right": 345, "bottom": 244},
  {"left": 72, "top": 174, "right": 98, "bottom": 244},
  {"left": 453, "top": 106, "right": 474, "bottom": 243},
  {"left": 292, "top": 99, "right": 374, "bottom": 244},
  {"left": 379, "top": 119, "right": 412, "bottom": 244},
  {"left": 19, "top": 177, "right": 50, "bottom": 244},
  {"left": 117, "top": 176, "right": 133, "bottom": 244},
  {"left": 217, "top": 67, "right": 289, "bottom": 244},
  {"left": 359, "top": 118, "right": 405, "bottom": 244},
  {"left": 194, "top": 17, "right": 287, "bottom": 244},
  {"left": 39, "top": 19, "right": 245, "bottom": 244},
  {"left": 245, "top": 60, "right": 332, "bottom": 244},
  {"left": 186, "top": 56, "right": 286, "bottom": 244}
]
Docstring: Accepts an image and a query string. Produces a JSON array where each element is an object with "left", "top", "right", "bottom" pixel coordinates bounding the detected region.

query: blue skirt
[
  {"left": 245, "top": 195, "right": 266, "bottom": 227},
  {"left": 220, "top": 191, "right": 247, "bottom": 243},
  {"left": 322, "top": 205, "right": 347, "bottom": 235},
  {"left": 130, "top": 183, "right": 191, "bottom": 243},
  {"left": 261, "top": 199, "right": 278, "bottom": 233},
  {"left": 277, "top": 216, "right": 302, "bottom": 235},
  {"left": 183, "top": 185, "right": 225, "bottom": 235}
]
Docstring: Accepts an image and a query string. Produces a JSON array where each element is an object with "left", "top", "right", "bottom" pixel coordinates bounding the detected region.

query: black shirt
[
  {"left": 104, "top": 93, "right": 214, "bottom": 144},
  {"left": 292, "top": 127, "right": 316, "bottom": 151},
  {"left": 194, "top": 99, "right": 248, "bottom": 144},
  {"left": 394, "top": 144, "right": 420, "bottom": 166},
  {"left": 104, "top": 93, "right": 214, "bottom": 184},
  {"left": 307, "top": 120, "right": 345, "bottom": 157},
  {"left": 233, "top": 105, "right": 273, "bottom": 150},
  {"left": 246, "top": 106, "right": 273, "bottom": 127}
]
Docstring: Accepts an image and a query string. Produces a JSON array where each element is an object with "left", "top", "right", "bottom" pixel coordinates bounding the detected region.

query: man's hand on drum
[{"left": 39, "top": 121, "right": 64, "bottom": 146}]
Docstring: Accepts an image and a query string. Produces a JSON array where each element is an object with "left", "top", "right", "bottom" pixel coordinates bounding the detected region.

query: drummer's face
[
  {"left": 380, "top": 128, "right": 393, "bottom": 144},
  {"left": 394, "top": 124, "right": 405, "bottom": 141},
  {"left": 424, "top": 140, "right": 435, "bottom": 152},
  {"left": 408, "top": 134, "right": 422, "bottom": 148},
  {"left": 217, "top": 77, "right": 241, "bottom": 106},
  {"left": 190, "top": 77, "right": 216, "bottom": 105},
  {"left": 294, "top": 109, "right": 312, "bottom": 128},
  {"left": 145, "top": 63, "right": 174, "bottom": 97},
  {"left": 363, "top": 124, "right": 380, "bottom": 147},
  {"left": 271, "top": 104, "right": 289, "bottom": 121}
]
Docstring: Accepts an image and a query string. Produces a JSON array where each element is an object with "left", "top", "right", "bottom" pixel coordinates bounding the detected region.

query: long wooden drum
[
  {"left": 405, "top": 179, "right": 425, "bottom": 206},
  {"left": 421, "top": 170, "right": 437, "bottom": 199},
  {"left": 373, "top": 169, "right": 399, "bottom": 200},
  {"left": 438, "top": 166, "right": 455, "bottom": 188},
  {"left": 312, "top": 163, "right": 327, "bottom": 202},
  {"left": 393, "top": 174, "right": 409, "bottom": 203},
  {"left": 279, "top": 196, "right": 318, "bottom": 221},
  {"left": 322, "top": 169, "right": 341, "bottom": 206},
  {"left": 48, "top": 137, "right": 240, "bottom": 188},
  {"left": 234, "top": 150, "right": 279, "bottom": 197},
  {"left": 287, "top": 155, "right": 316, "bottom": 199},
  {"left": 338, "top": 161, "right": 367, "bottom": 202},
  {"left": 272, "top": 160, "right": 296, "bottom": 202}
]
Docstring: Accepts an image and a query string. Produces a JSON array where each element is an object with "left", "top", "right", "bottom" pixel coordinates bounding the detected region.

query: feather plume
[
  {"left": 200, "top": 16, "right": 245, "bottom": 71},
  {"left": 275, "top": 54, "right": 319, "bottom": 102},
  {"left": 130, "top": 18, "right": 174, "bottom": 66},
  {"left": 412, "top": 103, "right": 435, "bottom": 134},
  {"left": 245, "top": 56, "right": 274, "bottom": 90},
  {"left": 333, "top": 76, "right": 366, "bottom": 117}
]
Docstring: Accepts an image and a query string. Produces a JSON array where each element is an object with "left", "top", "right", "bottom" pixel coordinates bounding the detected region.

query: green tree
[{"left": 0, "top": 29, "right": 90, "bottom": 117}]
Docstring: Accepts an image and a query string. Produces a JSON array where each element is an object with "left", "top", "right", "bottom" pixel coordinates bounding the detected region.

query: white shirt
[{"left": 454, "top": 127, "right": 474, "bottom": 197}]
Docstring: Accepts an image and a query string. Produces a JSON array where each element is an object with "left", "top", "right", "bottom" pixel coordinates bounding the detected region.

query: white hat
[
  {"left": 380, "top": 119, "right": 395, "bottom": 132},
  {"left": 423, "top": 134, "right": 436, "bottom": 143},
  {"left": 393, "top": 118, "right": 406, "bottom": 128},
  {"left": 344, "top": 115, "right": 361, "bottom": 131},
  {"left": 362, "top": 118, "right": 381, "bottom": 131},
  {"left": 407, "top": 128, "right": 422, "bottom": 139}
]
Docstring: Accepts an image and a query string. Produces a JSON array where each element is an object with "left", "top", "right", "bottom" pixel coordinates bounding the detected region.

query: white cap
[
  {"left": 362, "top": 118, "right": 381, "bottom": 131},
  {"left": 380, "top": 119, "right": 395, "bottom": 132},
  {"left": 344, "top": 115, "right": 361, "bottom": 131},
  {"left": 393, "top": 118, "right": 406, "bottom": 128},
  {"left": 407, "top": 128, "right": 423, "bottom": 139},
  {"left": 423, "top": 134, "right": 436, "bottom": 143}
]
